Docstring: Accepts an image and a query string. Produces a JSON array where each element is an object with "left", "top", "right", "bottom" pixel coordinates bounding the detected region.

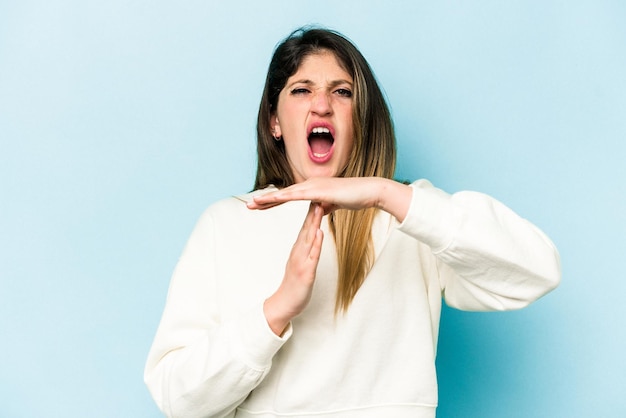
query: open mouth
[{"left": 308, "top": 126, "right": 335, "bottom": 161}]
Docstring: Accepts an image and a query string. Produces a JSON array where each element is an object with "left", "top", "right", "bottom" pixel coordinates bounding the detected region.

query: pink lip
[
  {"left": 307, "top": 121, "right": 335, "bottom": 163},
  {"left": 306, "top": 121, "right": 336, "bottom": 138},
  {"left": 308, "top": 145, "right": 334, "bottom": 163}
]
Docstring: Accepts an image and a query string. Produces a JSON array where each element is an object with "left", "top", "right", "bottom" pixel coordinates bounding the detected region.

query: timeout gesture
[{"left": 247, "top": 177, "right": 412, "bottom": 222}]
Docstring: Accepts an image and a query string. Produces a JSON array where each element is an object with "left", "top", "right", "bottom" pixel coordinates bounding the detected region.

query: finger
[
  {"left": 252, "top": 183, "right": 322, "bottom": 206},
  {"left": 308, "top": 228, "right": 324, "bottom": 262},
  {"left": 246, "top": 200, "right": 283, "bottom": 210},
  {"left": 249, "top": 193, "right": 291, "bottom": 208},
  {"left": 310, "top": 202, "right": 323, "bottom": 229},
  {"left": 247, "top": 188, "right": 305, "bottom": 210},
  {"left": 301, "top": 202, "right": 323, "bottom": 243},
  {"left": 319, "top": 202, "right": 336, "bottom": 216},
  {"left": 290, "top": 202, "right": 317, "bottom": 247},
  {"left": 289, "top": 204, "right": 323, "bottom": 278},
  {"left": 301, "top": 205, "right": 324, "bottom": 270}
]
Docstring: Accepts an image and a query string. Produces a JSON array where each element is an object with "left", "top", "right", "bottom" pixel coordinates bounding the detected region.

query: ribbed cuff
[
  {"left": 397, "top": 180, "right": 459, "bottom": 253},
  {"left": 232, "top": 302, "right": 292, "bottom": 371}
]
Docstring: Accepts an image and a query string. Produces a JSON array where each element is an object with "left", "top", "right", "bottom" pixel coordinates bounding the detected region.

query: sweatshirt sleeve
[
  {"left": 144, "top": 208, "right": 292, "bottom": 417},
  {"left": 398, "top": 179, "right": 561, "bottom": 311}
]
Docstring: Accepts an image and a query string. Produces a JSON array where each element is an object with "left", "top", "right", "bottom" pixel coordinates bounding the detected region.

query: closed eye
[
  {"left": 291, "top": 88, "right": 310, "bottom": 95},
  {"left": 335, "top": 88, "right": 352, "bottom": 98}
]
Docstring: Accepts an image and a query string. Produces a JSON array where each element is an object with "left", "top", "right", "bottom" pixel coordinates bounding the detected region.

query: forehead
[{"left": 289, "top": 50, "right": 352, "bottom": 82}]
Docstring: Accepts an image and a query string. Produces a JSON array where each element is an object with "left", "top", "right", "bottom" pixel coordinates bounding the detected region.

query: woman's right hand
[{"left": 263, "top": 202, "right": 324, "bottom": 336}]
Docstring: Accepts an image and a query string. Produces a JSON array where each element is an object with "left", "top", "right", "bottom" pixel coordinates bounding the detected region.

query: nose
[{"left": 310, "top": 90, "right": 332, "bottom": 116}]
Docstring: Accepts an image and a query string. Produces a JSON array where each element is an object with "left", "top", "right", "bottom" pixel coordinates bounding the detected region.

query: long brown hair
[{"left": 255, "top": 27, "right": 396, "bottom": 312}]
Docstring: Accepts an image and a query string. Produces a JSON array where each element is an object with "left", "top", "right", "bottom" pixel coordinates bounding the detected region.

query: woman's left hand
[{"left": 247, "top": 177, "right": 412, "bottom": 222}]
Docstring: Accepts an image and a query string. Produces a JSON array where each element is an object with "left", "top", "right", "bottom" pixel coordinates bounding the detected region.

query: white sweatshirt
[{"left": 144, "top": 180, "right": 561, "bottom": 418}]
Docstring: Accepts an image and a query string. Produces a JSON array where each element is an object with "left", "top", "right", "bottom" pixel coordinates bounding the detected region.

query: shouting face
[{"left": 271, "top": 51, "right": 355, "bottom": 183}]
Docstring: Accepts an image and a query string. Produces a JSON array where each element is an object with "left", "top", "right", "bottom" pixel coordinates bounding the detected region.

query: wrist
[
  {"left": 377, "top": 179, "right": 412, "bottom": 222},
  {"left": 263, "top": 296, "right": 292, "bottom": 337}
]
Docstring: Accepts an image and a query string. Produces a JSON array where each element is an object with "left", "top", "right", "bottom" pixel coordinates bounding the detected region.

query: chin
[{"left": 306, "top": 168, "right": 340, "bottom": 179}]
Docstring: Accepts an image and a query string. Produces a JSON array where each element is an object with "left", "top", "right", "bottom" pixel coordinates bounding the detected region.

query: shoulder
[
  {"left": 199, "top": 185, "right": 308, "bottom": 230},
  {"left": 203, "top": 185, "right": 279, "bottom": 215}
]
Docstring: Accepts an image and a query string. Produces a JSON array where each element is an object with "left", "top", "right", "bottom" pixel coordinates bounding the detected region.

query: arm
[
  {"left": 247, "top": 177, "right": 412, "bottom": 221},
  {"left": 263, "top": 203, "right": 324, "bottom": 336},
  {"left": 399, "top": 180, "right": 561, "bottom": 310},
  {"left": 249, "top": 177, "right": 561, "bottom": 310},
  {"left": 144, "top": 209, "right": 290, "bottom": 417},
  {"left": 145, "top": 201, "right": 325, "bottom": 417}
]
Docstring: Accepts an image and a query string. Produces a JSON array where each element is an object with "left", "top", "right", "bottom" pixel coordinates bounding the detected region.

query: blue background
[{"left": 1, "top": 1, "right": 625, "bottom": 417}]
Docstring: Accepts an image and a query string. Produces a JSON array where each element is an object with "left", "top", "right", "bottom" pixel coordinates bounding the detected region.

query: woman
[{"left": 145, "top": 27, "right": 561, "bottom": 418}]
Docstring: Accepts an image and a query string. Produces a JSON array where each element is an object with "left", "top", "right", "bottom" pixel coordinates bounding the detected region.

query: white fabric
[{"left": 144, "top": 179, "right": 561, "bottom": 417}]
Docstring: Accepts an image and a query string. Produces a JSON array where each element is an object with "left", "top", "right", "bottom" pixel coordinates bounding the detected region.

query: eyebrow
[{"left": 287, "top": 79, "right": 353, "bottom": 89}]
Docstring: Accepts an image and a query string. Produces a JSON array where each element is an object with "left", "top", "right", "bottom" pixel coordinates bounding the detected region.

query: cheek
[
  {"left": 277, "top": 105, "right": 305, "bottom": 136},
  {"left": 342, "top": 105, "right": 354, "bottom": 134},
  {"left": 343, "top": 114, "right": 355, "bottom": 149}
]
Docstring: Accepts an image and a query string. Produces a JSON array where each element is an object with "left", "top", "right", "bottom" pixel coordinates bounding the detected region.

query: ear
[{"left": 270, "top": 114, "right": 282, "bottom": 139}]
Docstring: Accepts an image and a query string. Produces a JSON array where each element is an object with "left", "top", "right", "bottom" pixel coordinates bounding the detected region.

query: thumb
[{"left": 318, "top": 202, "right": 337, "bottom": 216}]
